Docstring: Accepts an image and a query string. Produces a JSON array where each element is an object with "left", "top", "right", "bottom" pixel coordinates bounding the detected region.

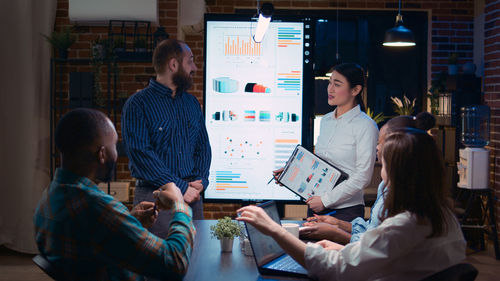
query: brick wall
[
  {"left": 53, "top": 0, "right": 492, "bottom": 221},
  {"left": 484, "top": 0, "right": 500, "bottom": 242},
  {"left": 184, "top": 0, "right": 476, "bottom": 218}
]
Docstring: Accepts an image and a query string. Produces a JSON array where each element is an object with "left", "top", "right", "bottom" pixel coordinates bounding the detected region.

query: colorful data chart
[
  {"left": 212, "top": 110, "right": 237, "bottom": 121},
  {"left": 224, "top": 36, "right": 262, "bottom": 56},
  {"left": 277, "top": 27, "right": 302, "bottom": 48},
  {"left": 259, "top": 111, "right": 271, "bottom": 122},
  {"left": 213, "top": 77, "right": 238, "bottom": 93},
  {"left": 245, "top": 83, "right": 271, "bottom": 93},
  {"left": 277, "top": 71, "right": 301, "bottom": 92},
  {"left": 275, "top": 112, "right": 300, "bottom": 122},
  {"left": 223, "top": 136, "right": 263, "bottom": 159},
  {"left": 244, "top": 110, "right": 256, "bottom": 122},
  {"left": 215, "top": 171, "right": 248, "bottom": 191},
  {"left": 274, "top": 138, "right": 299, "bottom": 169}
]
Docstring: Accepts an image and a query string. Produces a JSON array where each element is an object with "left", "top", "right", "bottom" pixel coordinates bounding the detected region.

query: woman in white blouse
[
  {"left": 274, "top": 63, "right": 378, "bottom": 222},
  {"left": 240, "top": 128, "right": 466, "bottom": 281}
]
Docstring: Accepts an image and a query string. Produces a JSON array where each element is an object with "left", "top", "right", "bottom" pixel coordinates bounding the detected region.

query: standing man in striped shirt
[{"left": 122, "top": 39, "right": 211, "bottom": 234}]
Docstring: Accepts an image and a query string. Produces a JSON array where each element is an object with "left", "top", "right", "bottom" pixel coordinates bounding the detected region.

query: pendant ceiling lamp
[
  {"left": 253, "top": 2, "right": 274, "bottom": 43},
  {"left": 383, "top": 0, "right": 416, "bottom": 47}
]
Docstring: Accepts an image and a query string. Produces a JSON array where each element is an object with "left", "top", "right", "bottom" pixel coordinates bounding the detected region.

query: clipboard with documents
[{"left": 277, "top": 145, "right": 349, "bottom": 201}]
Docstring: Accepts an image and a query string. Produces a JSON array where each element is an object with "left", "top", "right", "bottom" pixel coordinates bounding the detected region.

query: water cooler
[{"left": 457, "top": 105, "right": 490, "bottom": 189}]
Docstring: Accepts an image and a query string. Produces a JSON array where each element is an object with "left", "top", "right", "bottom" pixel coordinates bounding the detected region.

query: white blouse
[
  {"left": 315, "top": 105, "right": 379, "bottom": 209},
  {"left": 304, "top": 210, "right": 466, "bottom": 281}
]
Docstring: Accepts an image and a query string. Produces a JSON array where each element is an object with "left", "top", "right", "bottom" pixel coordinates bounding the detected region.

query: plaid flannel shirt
[{"left": 34, "top": 168, "right": 195, "bottom": 280}]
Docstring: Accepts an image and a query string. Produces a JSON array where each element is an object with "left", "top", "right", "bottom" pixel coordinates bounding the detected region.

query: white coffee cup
[{"left": 282, "top": 223, "right": 300, "bottom": 238}]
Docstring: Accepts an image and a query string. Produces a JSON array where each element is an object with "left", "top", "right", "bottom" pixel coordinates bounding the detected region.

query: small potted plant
[
  {"left": 448, "top": 53, "right": 459, "bottom": 75},
  {"left": 43, "top": 26, "right": 75, "bottom": 59},
  {"left": 210, "top": 216, "right": 244, "bottom": 252},
  {"left": 134, "top": 36, "right": 147, "bottom": 52},
  {"left": 366, "top": 107, "right": 387, "bottom": 125},
  {"left": 390, "top": 95, "right": 416, "bottom": 116}
]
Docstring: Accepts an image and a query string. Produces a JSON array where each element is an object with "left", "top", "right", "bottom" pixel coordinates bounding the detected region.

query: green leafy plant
[
  {"left": 210, "top": 217, "right": 244, "bottom": 240},
  {"left": 42, "top": 26, "right": 76, "bottom": 58},
  {"left": 390, "top": 95, "right": 416, "bottom": 116},
  {"left": 366, "top": 107, "right": 388, "bottom": 124},
  {"left": 428, "top": 71, "right": 448, "bottom": 115}
]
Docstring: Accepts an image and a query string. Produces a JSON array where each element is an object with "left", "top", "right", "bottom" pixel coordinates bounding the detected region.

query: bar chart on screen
[
  {"left": 274, "top": 139, "right": 299, "bottom": 169},
  {"left": 214, "top": 171, "right": 249, "bottom": 191},
  {"left": 224, "top": 35, "right": 262, "bottom": 56}
]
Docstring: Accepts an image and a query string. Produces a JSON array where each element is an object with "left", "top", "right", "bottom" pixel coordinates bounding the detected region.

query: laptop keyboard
[{"left": 266, "top": 255, "right": 305, "bottom": 273}]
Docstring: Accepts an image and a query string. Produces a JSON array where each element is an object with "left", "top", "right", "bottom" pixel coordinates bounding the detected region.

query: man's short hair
[
  {"left": 152, "top": 39, "right": 186, "bottom": 74},
  {"left": 55, "top": 108, "right": 110, "bottom": 155}
]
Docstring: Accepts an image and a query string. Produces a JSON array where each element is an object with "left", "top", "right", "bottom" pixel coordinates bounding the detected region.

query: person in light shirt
[
  {"left": 300, "top": 112, "right": 436, "bottom": 244},
  {"left": 274, "top": 63, "right": 378, "bottom": 222},
  {"left": 240, "top": 128, "right": 466, "bottom": 281}
]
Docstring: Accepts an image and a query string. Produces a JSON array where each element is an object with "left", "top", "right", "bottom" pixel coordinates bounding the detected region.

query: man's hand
[
  {"left": 131, "top": 201, "right": 158, "bottom": 228},
  {"left": 303, "top": 214, "right": 340, "bottom": 226},
  {"left": 306, "top": 196, "right": 326, "bottom": 213},
  {"left": 153, "top": 182, "right": 184, "bottom": 210},
  {"left": 183, "top": 186, "right": 201, "bottom": 204},
  {"left": 189, "top": 180, "right": 204, "bottom": 192}
]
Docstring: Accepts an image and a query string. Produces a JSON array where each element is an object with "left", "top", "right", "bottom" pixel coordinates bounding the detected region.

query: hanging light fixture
[
  {"left": 383, "top": 0, "right": 415, "bottom": 47},
  {"left": 253, "top": 2, "right": 274, "bottom": 43}
]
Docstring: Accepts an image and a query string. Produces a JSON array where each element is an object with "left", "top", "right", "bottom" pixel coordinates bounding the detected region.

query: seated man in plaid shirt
[{"left": 34, "top": 108, "right": 195, "bottom": 280}]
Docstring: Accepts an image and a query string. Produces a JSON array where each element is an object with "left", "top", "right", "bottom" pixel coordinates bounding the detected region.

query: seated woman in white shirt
[
  {"left": 238, "top": 128, "right": 466, "bottom": 281},
  {"left": 274, "top": 63, "right": 379, "bottom": 222},
  {"left": 300, "top": 112, "right": 436, "bottom": 244}
]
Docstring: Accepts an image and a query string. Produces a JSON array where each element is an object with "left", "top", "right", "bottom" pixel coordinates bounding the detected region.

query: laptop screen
[{"left": 245, "top": 201, "right": 286, "bottom": 266}]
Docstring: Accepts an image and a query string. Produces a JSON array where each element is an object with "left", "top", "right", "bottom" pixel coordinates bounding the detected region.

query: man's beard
[
  {"left": 97, "top": 159, "right": 116, "bottom": 183},
  {"left": 172, "top": 64, "right": 194, "bottom": 95}
]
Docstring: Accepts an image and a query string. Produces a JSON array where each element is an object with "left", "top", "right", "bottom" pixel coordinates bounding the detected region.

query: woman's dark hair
[
  {"left": 385, "top": 112, "right": 436, "bottom": 134},
  {"left": 331, "top": 63, "right": 366, "bottom": 111},
  {"left": 380, "top": 128, "right": 450, "bottom": 237}
]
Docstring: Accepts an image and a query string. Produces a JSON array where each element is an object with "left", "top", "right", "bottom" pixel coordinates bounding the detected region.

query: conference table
[{"left": 166, "top": 220, "right": 311, "bottom": 281}]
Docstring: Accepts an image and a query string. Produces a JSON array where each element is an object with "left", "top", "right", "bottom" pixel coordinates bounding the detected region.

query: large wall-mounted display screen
[{"left": 204, "top": 16, "right": 308, "bottom": 201}]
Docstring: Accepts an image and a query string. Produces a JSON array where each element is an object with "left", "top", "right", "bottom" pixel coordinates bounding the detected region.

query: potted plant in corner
[
  {"left": 43, "top": 26, "right": 76, "bottom": 59},
  {"left": 448, "top": 53, "right": 459, "bottom": 75},
  {"left": 210, "top": 216, "right": 244, "bottom": 252}
]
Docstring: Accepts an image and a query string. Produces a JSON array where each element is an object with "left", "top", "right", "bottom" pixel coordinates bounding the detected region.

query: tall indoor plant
[{"left": 42, "top": 26, "right": 75, "bottom": 59}]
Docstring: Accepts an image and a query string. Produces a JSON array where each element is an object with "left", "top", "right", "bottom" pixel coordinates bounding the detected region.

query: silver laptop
[{"left": 244, "top": 201, "right": 308, "bottom": 278}]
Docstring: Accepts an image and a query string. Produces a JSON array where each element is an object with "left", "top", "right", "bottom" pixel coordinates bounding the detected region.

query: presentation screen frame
[{"left": 203, "top": 14, "right": 314, "bottom": 203}]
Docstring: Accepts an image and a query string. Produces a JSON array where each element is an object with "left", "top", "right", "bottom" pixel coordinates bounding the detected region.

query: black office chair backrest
[
  {"left": 32, "top": 254, "right": 67, "bottom": 281},
  {"left": 421, "top": 263, "right": 478, "bottom": 281}
]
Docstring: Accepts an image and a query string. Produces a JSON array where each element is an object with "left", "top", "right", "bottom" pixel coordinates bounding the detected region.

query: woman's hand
[
  {"left": 316, "top": 239, "right": 345, "bottom": 251},
  {"left": 236, "top": 205, "right": 282, "bottom": 236},
  {"left": 306, "top": 196, "right": 326, "bottom": 213},
  {"left": 300, "top": 223, "right": 352, "bottom": 244},
  {"left": 272, "top": 167, "right": 284, "bottom": 186},
  {"left": 304, "top": 214, "right": 340, "bottom": 226}
]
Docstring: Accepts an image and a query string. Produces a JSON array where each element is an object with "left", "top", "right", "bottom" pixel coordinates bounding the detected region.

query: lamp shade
[
  {"left": 383, "top": 21, "right": 416, "bottom": 47},
  {"left": 253, "top": 2, "right": 274, "bottom": 43}
]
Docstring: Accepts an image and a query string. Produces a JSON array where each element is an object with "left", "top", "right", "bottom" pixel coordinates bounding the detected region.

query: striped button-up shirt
[
  {"left": 34, "top": 168, "right": 196, "bottom": 281},
  {"left": 122, "top": 78, "right": 211, "bottom": 193}
]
